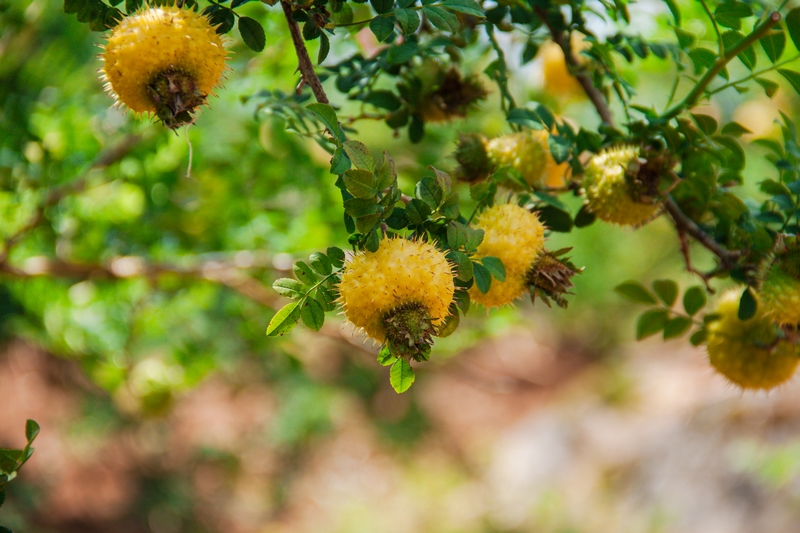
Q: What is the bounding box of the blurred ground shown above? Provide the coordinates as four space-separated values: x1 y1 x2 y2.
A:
2 327 800 533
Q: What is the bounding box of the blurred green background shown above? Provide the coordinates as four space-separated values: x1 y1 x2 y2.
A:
2 0 800 531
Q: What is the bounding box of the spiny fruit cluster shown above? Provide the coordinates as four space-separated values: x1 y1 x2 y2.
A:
101 6 228 128
706 290 799 390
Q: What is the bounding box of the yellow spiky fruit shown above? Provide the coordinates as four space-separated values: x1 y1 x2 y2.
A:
760 251 800 325
101 6 228 128
582 146 660 227
338 238 455 343
485 130 569 188
706 290 799 390
468 203 546 308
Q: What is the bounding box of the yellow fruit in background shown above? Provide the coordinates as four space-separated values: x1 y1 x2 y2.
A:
338 238 455 343
760 251 800 325
541 41 584 100
485 130 569 188
468 203 546 308
582 146 660 227
706 290 799 390
101 6 227 128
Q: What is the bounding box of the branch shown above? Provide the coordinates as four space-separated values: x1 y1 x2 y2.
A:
664 196 742 266
661 12 781 119
535 7 615 127
0 255 280 308
281 0 329 104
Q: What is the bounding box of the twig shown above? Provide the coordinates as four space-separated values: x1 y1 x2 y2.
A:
661 12 781 119
664 196 742 266
281 0 329 104
534 7 615 127
0 255 280 308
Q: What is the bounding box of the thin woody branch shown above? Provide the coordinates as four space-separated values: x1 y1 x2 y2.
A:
281 0 329 104
664 196 742 266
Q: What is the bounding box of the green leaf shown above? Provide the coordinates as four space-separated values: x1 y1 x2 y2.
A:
663 316 692 339
370 16 395 42
300 298 325 331
387 41 419 65
574 204 596 228
652 279 678 306
688 48 716 75
293 261 318 285
738 288 757 320
755 77 780 98
437 312 460 338
786 8 800 52
390 359 415 393
0 449 21 474
342 140 374 171
714 1 752 30
615 281 658 305
689 328 707 346
273 278 307 299
691 113 717 135
405 198 432 225
125 0 142 13
24 420 39 443
378 345 397 366
318 32 330 63
636 309 669 340
442 0 484 17
423 6 459 32
448 251 473 282
394 7 420 34
547 135 571 163
238 17 266 52
415 176 443 208
330 145 351 175
343 169 378 199
778 69 800 95
473 262 492 294
536 205 573 233
267 302 302 336
722 30 755 70
327 246 346 268
661 0 680 26
307 103 344 143
371 0 393 14
0 523 10 532
309 252 332 275
675 27 695 49
760 31 786 63
720 122 751 136
481 256 506 282
683 286 706 315
313 286 337 312
447 221 470 249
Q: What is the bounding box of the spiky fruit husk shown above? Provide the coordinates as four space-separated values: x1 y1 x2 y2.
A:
468 204 546 308
454 133 493 182
582 146 660 227
528 248 581 308
338 238 455 343
760 251 800 325
706 290 799 390
485 130 569 188
102 6 227 128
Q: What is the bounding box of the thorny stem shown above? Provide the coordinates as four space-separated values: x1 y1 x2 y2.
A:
661 12 781 119
665 196 743 267
534 7 615 127
281 0 329 104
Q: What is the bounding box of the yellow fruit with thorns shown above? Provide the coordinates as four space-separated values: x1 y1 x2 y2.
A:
706 290 799 390
101 6 228 128
760 249 800 325
455 131 569 188
468 204 546 308
582 146 660 227
338 238 455 355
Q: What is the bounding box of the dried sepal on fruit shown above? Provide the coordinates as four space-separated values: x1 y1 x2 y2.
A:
581 145 663 227
705 290 800 390
407 60 487 123
759 247 800 326
455 130 569 188
101 6 228 128
527 247 582 308
337 238 455 360
468 203 546 308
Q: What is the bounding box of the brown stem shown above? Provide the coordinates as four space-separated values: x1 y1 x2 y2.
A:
535 7 615 127
0 255 280 308
281 0 329 104
664 196 742 266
